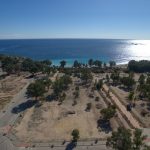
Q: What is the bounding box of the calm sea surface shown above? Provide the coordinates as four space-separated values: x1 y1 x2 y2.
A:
0 39 150 66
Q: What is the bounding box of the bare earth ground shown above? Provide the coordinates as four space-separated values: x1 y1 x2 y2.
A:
0 73 28 110
13 80 111 142
12 72 141 143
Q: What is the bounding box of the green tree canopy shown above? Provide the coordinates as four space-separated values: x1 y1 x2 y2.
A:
71 129 80 142
128 60 150 73
106 127 147 150
93 60 102 68
106 127 132 150
53 75 72 97
26 80 46 100
80 69 93 83
96 79 103 90
109 61 116 68
120 76 135 89
101 105 116 121
88 59 94 66
60 60 66 68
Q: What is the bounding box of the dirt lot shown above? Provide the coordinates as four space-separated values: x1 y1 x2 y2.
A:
0 73 28 110
13 79 111 142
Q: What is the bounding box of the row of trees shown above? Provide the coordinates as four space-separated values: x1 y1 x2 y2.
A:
73 59 116 68
26 74 72 102
70 127 149 150
80 69 93 84
52 75 72 101
107 127 149 150
71 127 149 150
0 55 53 75
138 74 150 100
110 71 135 89
128 60 150 73
1 55 117 75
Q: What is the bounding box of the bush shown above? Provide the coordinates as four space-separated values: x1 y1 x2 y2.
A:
95 96 100 101
86 103 92 111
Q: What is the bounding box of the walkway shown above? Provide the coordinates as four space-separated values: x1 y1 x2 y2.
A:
103 84 141 128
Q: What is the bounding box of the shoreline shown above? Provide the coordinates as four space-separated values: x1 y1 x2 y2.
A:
51 58 128 67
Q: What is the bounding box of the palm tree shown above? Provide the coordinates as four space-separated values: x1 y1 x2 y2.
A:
60 60 66 68
88 59 93 67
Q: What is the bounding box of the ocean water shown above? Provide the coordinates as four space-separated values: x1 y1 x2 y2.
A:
0 39 150 66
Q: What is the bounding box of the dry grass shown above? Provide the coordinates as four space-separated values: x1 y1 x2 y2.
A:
13 78 110 142
0 74 28 110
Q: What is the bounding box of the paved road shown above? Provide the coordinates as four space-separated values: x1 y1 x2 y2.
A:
0 80 32 128
0 79 32 150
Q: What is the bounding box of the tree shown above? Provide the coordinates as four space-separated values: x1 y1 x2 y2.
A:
44 79 52 89
139 74 145 86
109 61 116 68
144 146 150 150
104 62 107 68
106 74 110 83
1 56 19 74
86 103 92 111
81 69 93 83
60 60 66 68
106 127 132 150
96 79 103 90
93 60 102 68
110 72 120 85
4 63 15 74
128 91 134 101
53 75 72 97
22 58 44 74
14 62 21 75
146 76 150 84
128 60 150 73
120 76 135 89
71 129 80 142
106 127 147 150
73 86 80 99
41 59 52 66
59 92 66 103
43 66 51 76
132 129 147 150
22 58 35 72
26 80 46 100
73 60 80 68
101 105 116 121
88 59 94 67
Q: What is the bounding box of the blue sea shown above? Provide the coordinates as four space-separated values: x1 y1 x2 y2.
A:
0 39 150 66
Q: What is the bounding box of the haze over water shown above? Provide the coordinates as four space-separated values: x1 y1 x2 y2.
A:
0 39 150 66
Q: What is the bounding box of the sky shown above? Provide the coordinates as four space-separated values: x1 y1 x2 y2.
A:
0 0 150 39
